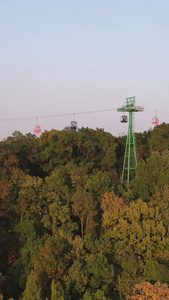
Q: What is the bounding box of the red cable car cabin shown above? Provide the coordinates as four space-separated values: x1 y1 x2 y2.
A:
34 125 41 135
152 116 159 125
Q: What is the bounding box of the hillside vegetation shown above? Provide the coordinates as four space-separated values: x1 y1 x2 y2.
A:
1 124 169 299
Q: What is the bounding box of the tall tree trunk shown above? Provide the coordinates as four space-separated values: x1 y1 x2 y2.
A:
81 218 84 239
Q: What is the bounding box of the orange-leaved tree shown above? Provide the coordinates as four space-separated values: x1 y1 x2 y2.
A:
126 282 169 300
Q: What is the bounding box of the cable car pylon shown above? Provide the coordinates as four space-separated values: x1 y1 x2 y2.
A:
117 97 144 185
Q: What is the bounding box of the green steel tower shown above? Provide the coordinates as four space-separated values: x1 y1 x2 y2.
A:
117 97 144 185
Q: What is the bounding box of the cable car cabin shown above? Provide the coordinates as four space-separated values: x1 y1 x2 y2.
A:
34 125 41 135
152 116 159 125
120 115 128 123
69 121 78 130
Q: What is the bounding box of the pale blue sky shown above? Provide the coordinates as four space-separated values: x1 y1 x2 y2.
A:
0 0 169 139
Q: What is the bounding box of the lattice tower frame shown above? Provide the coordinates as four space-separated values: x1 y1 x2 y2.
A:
117 97 144 185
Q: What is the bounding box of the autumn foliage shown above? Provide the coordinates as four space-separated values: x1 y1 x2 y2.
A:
126 282 169 300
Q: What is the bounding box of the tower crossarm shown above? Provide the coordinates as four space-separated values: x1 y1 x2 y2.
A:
117 96 144 113
117 106 144 112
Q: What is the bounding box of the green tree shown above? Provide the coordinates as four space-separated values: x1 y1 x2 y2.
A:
71 190 97 238
150 185 169 237
111 199 167 260
42 194 77 236
131 151 169 201
50 280 65 300
1 220 41 299
44 167 71 199
148 126 169 153
85 170 111 200
40 129 78 173
85 253 114 291
101 192 169 297
22 271 42 300
34 235 72 286
83 289 110 300
40 128 117 178
65 236 87 298
101 191 125 230
5 131 42 176
17 175 44 222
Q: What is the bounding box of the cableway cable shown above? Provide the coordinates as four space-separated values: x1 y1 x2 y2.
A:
0 107 169 123
0 108 117 122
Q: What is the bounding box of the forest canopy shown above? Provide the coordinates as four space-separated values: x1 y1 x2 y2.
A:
1 124 169 299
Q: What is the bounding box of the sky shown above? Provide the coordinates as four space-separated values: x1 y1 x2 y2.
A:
0 0 169 140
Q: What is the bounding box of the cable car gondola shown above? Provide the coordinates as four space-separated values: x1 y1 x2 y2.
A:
152 116 159 125
152 111 159 125
34 119 41 135
120 115 128 123
69 120 78 130
34 125 41 135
